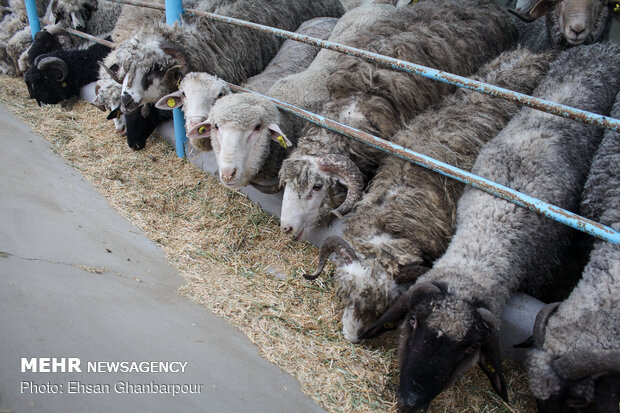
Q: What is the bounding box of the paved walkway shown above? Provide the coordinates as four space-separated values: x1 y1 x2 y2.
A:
0 104 324 413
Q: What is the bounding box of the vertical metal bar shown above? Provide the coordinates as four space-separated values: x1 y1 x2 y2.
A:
24 0 41 40
165 0 186 158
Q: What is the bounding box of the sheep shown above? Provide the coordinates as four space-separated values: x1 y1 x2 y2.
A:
278 0 517 242
524 91 620 413
360 42 620 413
24 37 112 106
106 103 173 150
303 47 558 344
154 17 337 151
510 0 620 52
171 17 338 186
111 0 344 114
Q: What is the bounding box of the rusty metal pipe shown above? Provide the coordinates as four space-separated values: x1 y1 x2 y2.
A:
227 83 620 245
101 0 619 132
39 18 117 49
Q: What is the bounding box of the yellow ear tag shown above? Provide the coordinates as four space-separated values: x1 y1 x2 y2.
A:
614 3 619 13
485 362 496 373
61 82 67 87
198 126 207 135
167 98 176 108
277 135 287 149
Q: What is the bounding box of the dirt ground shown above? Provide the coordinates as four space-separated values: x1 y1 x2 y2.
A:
0 74 539 413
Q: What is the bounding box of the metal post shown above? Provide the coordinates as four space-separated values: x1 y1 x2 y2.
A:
165 0 186 158
24 0 41 40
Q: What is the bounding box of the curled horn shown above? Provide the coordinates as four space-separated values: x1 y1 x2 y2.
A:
507 8 536 22
37 56 68 81
99 62 122 85
533 302 561 348
251 181 283 194
317 154 364 219
304 236 358 280
553 350 620 380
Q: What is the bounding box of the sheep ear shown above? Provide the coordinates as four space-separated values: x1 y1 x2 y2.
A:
155 91 184 110
611 1 620 21
187 120 212 139
394 263 430 285
268 123 292 148
163 65 186 91
106 106 120 120
529 0 554 18
476 308 509 403
359 291 411 339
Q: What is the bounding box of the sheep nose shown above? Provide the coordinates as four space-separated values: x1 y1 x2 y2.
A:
281 226 292 234
569 24 585 37
121 92 134 108
220 168 237 183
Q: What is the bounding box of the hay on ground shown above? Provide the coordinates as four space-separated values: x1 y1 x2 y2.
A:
0 74 538 413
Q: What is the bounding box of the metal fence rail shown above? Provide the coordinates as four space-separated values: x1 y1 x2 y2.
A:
104 0 620 132
227 84 620 245
21 0 620 245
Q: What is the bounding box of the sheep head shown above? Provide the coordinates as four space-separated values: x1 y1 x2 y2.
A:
518 0 613 45
305 236 427 343
362 282 508 412
50 0 98 31
24 56 70 106
155 72 231 132
118 36 188 114
279 154 364 242
187 93 291 187
527 304 620 412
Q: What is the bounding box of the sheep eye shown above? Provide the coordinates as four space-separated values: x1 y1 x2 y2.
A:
409 315 417 329
312 184 323 192
254 124 261 131
214 124 219 130
217 92 223 98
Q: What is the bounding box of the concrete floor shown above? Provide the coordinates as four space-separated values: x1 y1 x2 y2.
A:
0 104 324 413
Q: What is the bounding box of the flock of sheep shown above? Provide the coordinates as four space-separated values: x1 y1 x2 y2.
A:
1 0 619 411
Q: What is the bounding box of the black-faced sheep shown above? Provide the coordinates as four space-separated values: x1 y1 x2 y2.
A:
525 91 620 413
362 42 620 412
178 17 339 188
106 103 173 150
112 0 344 114
278 0 517 242
304 47 558 344
511 0 620 51
25 38 111 105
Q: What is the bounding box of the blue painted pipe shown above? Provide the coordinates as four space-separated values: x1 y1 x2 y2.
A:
24 0 41 40
228 83 620 245
165 0 186 158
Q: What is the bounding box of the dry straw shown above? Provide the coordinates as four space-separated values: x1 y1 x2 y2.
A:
0 74 537 413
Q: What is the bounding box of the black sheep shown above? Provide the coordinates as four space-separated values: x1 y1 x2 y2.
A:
107 104 173 150
26 29 63 68
25 38 111 106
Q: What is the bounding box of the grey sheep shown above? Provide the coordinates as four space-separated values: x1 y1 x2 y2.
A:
110 0 344 114
511 0 620 52
278 0 517 242
178 17 339 188
362 42 620 412
525 91 620 412
304 47 557 343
